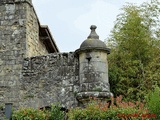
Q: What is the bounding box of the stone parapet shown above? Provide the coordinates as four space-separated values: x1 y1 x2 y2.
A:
20 52 79 108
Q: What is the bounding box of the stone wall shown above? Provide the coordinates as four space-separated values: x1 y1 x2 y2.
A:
20 52 79 108
26 2 48 57
0 0 50 108
0 0 28 107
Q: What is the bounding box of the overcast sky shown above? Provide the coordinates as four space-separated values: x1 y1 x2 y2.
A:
32 0 149 52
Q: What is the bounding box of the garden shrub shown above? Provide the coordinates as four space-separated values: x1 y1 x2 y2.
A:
12 104 65 120
48 104 65 120
145 85 160 119
68 96 152 120
12 107 48 120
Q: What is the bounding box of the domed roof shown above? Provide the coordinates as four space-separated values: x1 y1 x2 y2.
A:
75 25 110 54
80 25 107 49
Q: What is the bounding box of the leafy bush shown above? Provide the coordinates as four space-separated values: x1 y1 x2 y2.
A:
12 104 65 120
12 107 48 120
68 96 151 120
48 104 65 120
146 85 160 119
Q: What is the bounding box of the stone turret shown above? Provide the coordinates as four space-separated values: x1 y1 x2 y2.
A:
75 25 112 104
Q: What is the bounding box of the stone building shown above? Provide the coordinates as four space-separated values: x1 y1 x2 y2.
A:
0 0 112 111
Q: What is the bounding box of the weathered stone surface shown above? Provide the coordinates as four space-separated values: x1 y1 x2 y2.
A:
0 0 28 109
75 25 112 104
0 0 54 111
20 52 79 108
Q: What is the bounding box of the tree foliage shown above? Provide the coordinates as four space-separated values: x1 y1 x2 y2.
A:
107 0 160 101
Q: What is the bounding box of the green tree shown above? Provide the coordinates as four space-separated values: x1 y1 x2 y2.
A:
107 0 160 101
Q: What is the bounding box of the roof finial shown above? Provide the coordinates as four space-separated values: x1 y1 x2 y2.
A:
87 25 99 39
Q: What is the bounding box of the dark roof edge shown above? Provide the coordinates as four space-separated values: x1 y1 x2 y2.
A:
40 25 59 52
32 3 59 52
75 47 110 55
